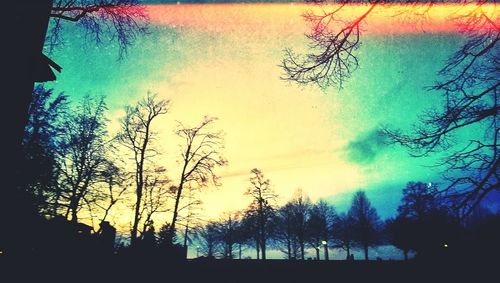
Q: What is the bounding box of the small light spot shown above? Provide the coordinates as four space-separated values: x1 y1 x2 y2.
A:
443 244 448 248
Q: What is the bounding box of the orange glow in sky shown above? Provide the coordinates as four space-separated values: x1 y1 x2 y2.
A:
146 3 499 34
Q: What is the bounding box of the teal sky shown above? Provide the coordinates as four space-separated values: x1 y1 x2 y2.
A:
42 3 491 226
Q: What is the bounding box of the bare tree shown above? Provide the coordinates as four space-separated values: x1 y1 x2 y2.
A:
215 213 240 259
282 1 494 88
384 30 499 217
282 0 380 88
332 212 356 260
348 191 382 260
179 187 203 251
288 188 311 260
239 209 262 259
168 116 227 245
57 95 112 223
48 0 149 57
282 1 498 216
195 221 220 258
398 182 441 219
245 168 278 260
273 203 301 259
92 160 127 233
307 200 336 260
138 166 171 237
117 93 169 245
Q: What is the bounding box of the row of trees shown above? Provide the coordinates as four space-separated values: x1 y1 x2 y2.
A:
195 175 500 261
195 181 381 261
191 167 374 260
21 85 226 252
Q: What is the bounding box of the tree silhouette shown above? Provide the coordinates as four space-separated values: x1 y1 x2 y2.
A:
384 39 499 217
306 200 336 260
239 209 262 259
138 166 171 237
395 181 461 259
348 191 382 260
117 93 169 245
273 202 301 259
195 221 219 258
48 0 148 57
215 213 240 259
93 161 127 233
57 95 111 223
179 186 203 252
332 212 356 260
287 188 312 260
385 216 415 260
245 169 278 260
398 182 441 219
21 85 67 216
168 116 226 246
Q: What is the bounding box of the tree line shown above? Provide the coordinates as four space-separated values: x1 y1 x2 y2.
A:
14 84 500 260
193 178 500 261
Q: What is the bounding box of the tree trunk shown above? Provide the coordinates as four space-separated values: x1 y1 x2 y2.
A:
261 236 266 260
404 250 408 261
256 238 260 260
169 182 183 244
287 239 291 259
170 153 190 245
131 185 142 245
316 247 320 260
346 246 351 260
71 205 78 223
364 244 369 261
258 198 266 260
300 241 305 260
228 243 233 259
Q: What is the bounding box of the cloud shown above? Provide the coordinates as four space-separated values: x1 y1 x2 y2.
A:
345 129 389 164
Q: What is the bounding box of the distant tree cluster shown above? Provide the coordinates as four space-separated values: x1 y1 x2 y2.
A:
196 170 383 261
196 176 500 261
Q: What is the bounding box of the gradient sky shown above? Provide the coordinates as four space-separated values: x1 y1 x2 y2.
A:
43 3 498 236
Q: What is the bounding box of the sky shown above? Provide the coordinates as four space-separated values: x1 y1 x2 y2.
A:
43 2 498 239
